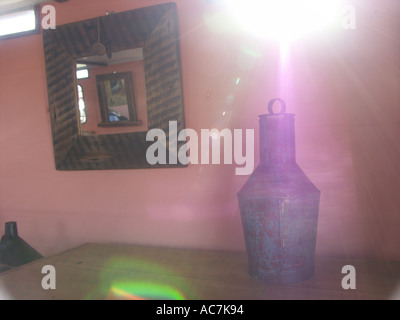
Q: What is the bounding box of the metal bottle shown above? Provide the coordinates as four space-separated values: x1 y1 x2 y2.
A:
237 98 320 283
0 221 42 270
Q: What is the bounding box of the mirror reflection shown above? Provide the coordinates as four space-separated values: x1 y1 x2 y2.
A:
76 47 148 135
96 72 138 124
43 2 186 170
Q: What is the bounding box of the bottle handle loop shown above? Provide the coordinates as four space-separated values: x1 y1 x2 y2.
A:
268 98 286 114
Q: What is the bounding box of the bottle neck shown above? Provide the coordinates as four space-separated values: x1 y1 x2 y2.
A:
259 114 296 166
4 222 18 239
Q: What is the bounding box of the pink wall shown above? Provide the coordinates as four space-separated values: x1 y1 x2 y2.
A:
0 0 399 261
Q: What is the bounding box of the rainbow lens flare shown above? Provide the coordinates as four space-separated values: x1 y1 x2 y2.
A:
107 281 186 300
84 256 196 300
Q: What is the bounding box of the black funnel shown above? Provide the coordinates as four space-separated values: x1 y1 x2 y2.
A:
0 221 42 268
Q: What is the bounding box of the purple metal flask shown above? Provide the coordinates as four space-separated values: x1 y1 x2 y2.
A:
237 98 320 283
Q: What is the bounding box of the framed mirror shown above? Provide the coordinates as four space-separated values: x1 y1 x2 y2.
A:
76 46 148 136
96 71 140 127
42 2 186 170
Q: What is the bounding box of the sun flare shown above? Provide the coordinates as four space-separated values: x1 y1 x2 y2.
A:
228 0 342 41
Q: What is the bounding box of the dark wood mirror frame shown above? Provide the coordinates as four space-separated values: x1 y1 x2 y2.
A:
43 2 186 170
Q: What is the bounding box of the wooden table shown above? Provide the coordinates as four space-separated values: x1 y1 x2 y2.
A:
0 243 399 300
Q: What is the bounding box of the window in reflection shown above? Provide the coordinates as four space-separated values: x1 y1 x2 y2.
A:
77 68 89 80
77 84 87 124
